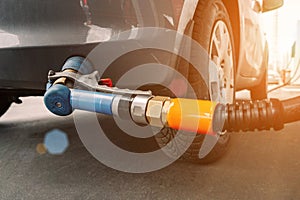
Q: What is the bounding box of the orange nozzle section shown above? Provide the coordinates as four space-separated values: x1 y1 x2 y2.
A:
166 98 216 134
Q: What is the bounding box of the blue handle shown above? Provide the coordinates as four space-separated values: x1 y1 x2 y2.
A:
44 84 116 116
70 89 115 115
44 56 115 116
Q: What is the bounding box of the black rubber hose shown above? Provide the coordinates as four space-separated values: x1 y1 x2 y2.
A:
282 96 300 124
213 99 285 133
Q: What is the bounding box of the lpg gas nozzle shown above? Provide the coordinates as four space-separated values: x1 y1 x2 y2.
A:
44 57 300 135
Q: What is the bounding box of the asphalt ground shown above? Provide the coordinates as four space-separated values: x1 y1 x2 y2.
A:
0 86 300 200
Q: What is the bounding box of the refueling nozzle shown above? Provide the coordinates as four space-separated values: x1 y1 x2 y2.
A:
45 83 298 135
44 57 300 135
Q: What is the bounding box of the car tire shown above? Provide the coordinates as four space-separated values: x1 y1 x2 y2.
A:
190 0 235 104
155 0 235 164
0 96 13 117
183 0 235 163
251 43 269 100
102 1 234 164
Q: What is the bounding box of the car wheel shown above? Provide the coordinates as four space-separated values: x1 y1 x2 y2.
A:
251 43 269 100
187 0 235 163
157 0 235 164
0 96 13 117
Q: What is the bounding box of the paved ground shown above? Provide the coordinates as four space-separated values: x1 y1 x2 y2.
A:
0 86 300 200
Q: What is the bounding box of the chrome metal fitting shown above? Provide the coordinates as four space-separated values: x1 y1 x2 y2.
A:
111 95 134 121
130 95 153 125
146 96 170 128
111 95 123 118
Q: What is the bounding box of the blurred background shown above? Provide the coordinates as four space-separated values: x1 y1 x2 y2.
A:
263 0 300 85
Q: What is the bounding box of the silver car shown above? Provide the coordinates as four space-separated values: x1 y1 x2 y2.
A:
0 0 283 163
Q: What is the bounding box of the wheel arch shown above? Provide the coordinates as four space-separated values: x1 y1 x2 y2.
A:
222 0 241 67
178 0 241 68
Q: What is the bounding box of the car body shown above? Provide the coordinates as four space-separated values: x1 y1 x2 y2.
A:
0 0 283 163
0 0 283 111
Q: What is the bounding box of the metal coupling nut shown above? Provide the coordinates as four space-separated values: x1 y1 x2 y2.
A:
146 96 170 128
130 95 153 125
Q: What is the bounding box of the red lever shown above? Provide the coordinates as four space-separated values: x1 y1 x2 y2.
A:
99 78 113 87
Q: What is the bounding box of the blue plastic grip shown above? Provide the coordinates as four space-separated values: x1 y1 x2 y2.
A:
45 84 115 116
70 89 115 115
44 84 73 116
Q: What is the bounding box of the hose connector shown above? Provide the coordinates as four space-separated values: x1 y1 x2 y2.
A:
146 96 171 128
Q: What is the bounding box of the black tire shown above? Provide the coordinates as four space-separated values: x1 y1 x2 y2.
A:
101 2 234 163
251 43 269 100
0 96 13 117
156 127 230 164
156 0 236 164
184 0 235 164
156 0 235 164
182 132 230 164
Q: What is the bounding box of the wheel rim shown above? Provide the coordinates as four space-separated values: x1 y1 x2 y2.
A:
209 20 234 104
